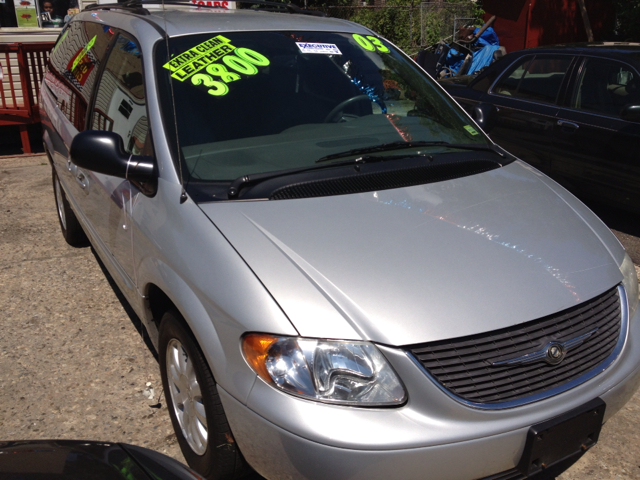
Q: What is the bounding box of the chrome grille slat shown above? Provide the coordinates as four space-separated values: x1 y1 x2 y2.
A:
414 305 619 362
408 286 622 405
441 337 619 389
432 328 620 382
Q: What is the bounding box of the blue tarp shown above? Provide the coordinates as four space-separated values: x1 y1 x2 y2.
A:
443 27 500 76
474 26 499 47
467 45 501 74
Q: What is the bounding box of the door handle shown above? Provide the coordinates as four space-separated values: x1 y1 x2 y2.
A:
76 170 87 189
557 120 579 130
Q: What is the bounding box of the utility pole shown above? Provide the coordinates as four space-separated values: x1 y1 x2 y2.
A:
576 0 594 42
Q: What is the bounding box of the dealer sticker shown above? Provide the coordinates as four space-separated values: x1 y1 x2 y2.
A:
296 42 342 55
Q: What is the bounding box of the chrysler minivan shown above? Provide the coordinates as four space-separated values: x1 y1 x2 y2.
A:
40 2 640 479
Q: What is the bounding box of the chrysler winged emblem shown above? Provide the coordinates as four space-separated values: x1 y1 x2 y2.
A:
491 328 599 367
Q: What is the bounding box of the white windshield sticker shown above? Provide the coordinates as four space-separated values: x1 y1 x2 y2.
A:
295 42 342 55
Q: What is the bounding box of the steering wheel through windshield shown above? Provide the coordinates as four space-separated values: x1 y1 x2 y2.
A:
324 95 372 123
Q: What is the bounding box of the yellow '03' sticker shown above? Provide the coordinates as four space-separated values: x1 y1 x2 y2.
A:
464 125 479 135
352 34 390 53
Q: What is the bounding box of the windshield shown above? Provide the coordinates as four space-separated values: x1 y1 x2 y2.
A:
156 31 491 187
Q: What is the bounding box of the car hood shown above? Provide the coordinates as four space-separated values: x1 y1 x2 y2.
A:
199 161 623 346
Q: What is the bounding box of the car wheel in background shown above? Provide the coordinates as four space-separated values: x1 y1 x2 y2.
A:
159 310 249 480
52 169 88 247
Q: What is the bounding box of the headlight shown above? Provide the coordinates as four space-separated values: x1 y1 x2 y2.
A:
621 253 639 319
242 334 407 406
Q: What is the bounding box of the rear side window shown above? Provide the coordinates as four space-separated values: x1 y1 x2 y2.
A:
571 57 640 117
90 33 149 155
492 55 573 104
45 20 114 130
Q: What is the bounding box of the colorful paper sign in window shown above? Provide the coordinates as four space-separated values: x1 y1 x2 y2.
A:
65 35 98 88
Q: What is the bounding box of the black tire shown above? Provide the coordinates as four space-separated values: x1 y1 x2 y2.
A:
52 168 88 247
159 310 249 480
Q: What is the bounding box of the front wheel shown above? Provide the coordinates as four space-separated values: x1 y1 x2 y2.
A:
159 310 249 480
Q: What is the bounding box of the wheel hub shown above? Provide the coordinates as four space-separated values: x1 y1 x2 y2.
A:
54 177 67 230
166 339 208 455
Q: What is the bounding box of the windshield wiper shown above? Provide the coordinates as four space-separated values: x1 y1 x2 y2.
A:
315 140 501 163
227 142 506 199
227 153 430 199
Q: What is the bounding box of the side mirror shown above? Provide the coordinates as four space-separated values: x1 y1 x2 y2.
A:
620 104 640 123
473 102 497 132
70 130 157 195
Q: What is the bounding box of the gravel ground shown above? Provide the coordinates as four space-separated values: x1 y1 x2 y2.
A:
1 153 639 479
0 154 184 463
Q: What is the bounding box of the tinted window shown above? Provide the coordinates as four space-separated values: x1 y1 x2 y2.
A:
45 20 115 130
492 55 572 104
91 33 149 155
571 57 640 117
157 31 490 183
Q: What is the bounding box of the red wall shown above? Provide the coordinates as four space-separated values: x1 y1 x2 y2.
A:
481 0 615 54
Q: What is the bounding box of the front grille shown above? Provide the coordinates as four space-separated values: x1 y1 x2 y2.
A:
409 286 622 405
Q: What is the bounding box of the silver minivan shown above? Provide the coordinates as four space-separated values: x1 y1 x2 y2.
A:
41 3 640 479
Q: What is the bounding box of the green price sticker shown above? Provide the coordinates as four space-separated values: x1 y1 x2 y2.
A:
185 47 270 97
352 34 390 53
464 125 479 135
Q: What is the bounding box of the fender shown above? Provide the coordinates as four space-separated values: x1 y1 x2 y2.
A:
133 179 297 405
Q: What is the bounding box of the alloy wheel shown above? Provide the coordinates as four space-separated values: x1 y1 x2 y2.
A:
166 338 208 455
54 177 67 231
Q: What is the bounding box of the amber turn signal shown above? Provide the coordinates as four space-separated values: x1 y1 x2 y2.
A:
242 333 279 383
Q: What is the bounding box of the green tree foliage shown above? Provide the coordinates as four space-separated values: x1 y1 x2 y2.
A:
289 0 482 54
350 0 420 52
615 0 640 41
348 0 483 53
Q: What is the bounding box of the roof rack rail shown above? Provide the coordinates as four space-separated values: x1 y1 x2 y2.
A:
83 0 325 17
84 1 150 15
84 1 150 14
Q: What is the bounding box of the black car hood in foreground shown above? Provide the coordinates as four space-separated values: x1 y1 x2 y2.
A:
0 440 199 480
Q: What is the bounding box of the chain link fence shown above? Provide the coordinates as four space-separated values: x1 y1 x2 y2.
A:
314 2 478 55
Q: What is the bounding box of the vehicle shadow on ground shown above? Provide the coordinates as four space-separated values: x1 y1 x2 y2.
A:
87 247 267 479
579 198 640 265
89 247 159 362
587 202 640 237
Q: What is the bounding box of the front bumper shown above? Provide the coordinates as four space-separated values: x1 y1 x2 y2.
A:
221 301 640 480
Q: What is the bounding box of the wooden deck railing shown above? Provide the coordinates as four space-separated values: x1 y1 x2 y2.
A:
1 42 54 154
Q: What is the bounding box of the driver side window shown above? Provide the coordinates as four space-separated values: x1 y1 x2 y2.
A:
571 58 639 118
492 55 572 105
